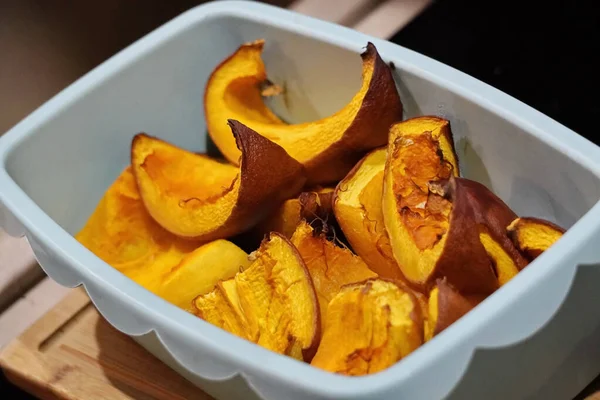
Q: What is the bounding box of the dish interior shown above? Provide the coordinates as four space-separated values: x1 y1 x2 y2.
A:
4 14 600 240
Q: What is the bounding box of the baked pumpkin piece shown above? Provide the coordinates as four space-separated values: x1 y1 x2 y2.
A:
76 167 198 291
382 117 528 294
254 186 335 239
424 279 484 341
204 40 402 185
334 147 405 280
311 279 422 376
131 120 306 241
193 233 320 362
290 220 377 324
75 167 249 308
507 217 565 260
158 239 251 311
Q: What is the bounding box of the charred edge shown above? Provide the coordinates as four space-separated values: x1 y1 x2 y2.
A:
227 119 244 150
131 132 150 147
360 42 377 61
243 38 266 50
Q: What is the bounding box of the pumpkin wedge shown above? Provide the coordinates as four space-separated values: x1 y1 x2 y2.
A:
75 167 250 309
204 40 402 185
334 147 405 280
193 233 320 361
311 279 423 376
290 220 377 325
132 120 306 241
76 167 199 290
382 117 528 294
507 217 565 260
158 239 251 311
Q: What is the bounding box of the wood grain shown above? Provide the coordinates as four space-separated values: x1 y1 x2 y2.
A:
0 289 211 400
0 277 71 348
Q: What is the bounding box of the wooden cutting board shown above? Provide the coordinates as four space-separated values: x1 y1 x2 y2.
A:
0 288 211 400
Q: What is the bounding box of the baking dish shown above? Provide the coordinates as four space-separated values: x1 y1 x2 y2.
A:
2 1 600 399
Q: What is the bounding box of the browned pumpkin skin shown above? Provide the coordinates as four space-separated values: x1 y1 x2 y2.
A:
310 277 423 375
301 43 403 185
228 119 308 232
131 120 306 242
450 178 529 271
431 177 528 295
431 279 484 338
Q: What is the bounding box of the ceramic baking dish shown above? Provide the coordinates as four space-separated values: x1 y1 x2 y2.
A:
2 2 600 399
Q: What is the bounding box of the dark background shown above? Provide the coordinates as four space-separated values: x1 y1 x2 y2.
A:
392 0 599 143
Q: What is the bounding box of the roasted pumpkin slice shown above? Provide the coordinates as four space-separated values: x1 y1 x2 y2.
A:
204 40 402 184
158 239 251 311
382 117 527 294
507 217 565 260
290 220 377 325
76 167 250 309
76 167 197 289
334 147 406 280
193 233 320 361
132 120 306 241
311 279 422 376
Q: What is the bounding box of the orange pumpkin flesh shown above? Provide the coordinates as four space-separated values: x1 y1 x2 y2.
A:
310 279 422 375
193 233 320 362
290 220 377 326
75 167 249 310
507 217 566 260
334 147 406 280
